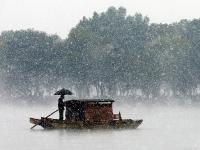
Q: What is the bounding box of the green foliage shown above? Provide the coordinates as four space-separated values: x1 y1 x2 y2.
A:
0 7 200 100
0 29 61 97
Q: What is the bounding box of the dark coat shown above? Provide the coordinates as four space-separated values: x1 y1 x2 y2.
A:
58 98 64 111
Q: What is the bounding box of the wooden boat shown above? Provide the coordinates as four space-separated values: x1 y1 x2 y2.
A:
30 99 143 129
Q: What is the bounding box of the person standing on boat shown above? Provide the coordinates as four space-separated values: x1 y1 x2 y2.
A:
58 94 65 121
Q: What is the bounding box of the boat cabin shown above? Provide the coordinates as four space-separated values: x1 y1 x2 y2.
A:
64 99 114 123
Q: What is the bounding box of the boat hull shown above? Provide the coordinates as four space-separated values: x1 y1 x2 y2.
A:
30 117 143 129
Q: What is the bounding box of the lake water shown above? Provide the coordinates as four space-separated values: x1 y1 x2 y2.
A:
0 102 200 150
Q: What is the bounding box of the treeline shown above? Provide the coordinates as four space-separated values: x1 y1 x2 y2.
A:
0 7 200 101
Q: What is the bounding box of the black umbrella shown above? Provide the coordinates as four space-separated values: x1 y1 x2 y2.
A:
54 88 73 95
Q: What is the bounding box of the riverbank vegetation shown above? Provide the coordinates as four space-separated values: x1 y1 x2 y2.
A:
0 7 200 102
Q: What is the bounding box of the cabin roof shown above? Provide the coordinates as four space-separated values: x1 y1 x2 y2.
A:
65 99 114 103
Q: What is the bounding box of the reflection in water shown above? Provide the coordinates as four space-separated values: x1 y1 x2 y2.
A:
0 103 200 150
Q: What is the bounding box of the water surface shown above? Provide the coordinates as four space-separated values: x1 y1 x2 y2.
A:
0 102 199 150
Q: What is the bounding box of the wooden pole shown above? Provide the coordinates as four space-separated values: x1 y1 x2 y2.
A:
30 109 58 129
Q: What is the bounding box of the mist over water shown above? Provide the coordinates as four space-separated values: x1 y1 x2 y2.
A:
0 99 199 150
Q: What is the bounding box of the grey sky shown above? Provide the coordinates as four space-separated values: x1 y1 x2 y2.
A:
0 0 199 38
